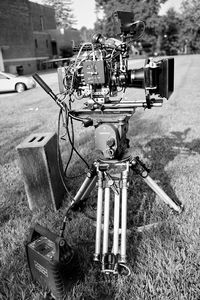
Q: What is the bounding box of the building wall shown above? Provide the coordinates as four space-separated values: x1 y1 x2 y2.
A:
33 32 52 58
0 0 36 73
0 0 81 74
0 0 56 74
29 2 56 67
48 29 81 57
29 1 56 31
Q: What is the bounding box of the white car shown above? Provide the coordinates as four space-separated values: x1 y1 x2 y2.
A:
0 71 36 93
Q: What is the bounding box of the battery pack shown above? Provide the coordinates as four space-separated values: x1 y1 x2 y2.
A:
25 223 80 299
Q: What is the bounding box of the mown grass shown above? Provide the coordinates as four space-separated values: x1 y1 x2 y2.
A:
1 55 200 299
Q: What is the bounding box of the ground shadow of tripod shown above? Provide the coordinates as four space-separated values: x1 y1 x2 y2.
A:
142 127 200 201
126 126 200 265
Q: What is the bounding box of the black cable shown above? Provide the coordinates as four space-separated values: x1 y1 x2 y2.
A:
63 110 74 175
57 109 76 202
57 109 90 238
61 95 90 172
65 112 90 170
63 110 88 178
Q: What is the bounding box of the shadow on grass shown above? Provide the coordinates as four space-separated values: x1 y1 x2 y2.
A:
3 122 200 299
143 127 200 197
126 126 200 269
56 121 200 298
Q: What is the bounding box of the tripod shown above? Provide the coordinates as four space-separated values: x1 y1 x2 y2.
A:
72 154 183 275
31 73 183 275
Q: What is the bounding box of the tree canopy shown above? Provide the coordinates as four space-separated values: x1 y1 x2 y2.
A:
159 8 182 55
94 0 167 54
179 0 200 53
40 0 76 28
94 0 200 55
37 0 200 54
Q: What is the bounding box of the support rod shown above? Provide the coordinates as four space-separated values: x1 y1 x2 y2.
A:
94 172 104 261
113 188 120 255
120 167 128 263
102 186 110 254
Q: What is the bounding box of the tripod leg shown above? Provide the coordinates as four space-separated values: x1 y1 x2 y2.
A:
113 191 120 256
143 175 183 213
77 176 97 201
120 168 128 263
102 186 110 255
94 172 104 261
131 157 183 214
73 166 97 203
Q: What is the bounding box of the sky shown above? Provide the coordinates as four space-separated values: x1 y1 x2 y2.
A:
159 0 183 16
72 0 183 29
31 0 183 30
72 0 97 29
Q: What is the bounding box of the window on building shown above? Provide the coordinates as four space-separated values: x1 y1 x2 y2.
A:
51 41 58 55
40 16 44 31
35 39 38 48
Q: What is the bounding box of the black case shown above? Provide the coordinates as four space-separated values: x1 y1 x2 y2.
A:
25 223 80 299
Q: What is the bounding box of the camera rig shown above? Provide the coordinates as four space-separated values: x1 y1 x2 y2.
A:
54 10 174 159
32 11 183 282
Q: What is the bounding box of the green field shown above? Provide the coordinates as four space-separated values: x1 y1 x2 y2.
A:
1 55 200 299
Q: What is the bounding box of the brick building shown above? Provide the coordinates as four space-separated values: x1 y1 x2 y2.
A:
0 0 81 74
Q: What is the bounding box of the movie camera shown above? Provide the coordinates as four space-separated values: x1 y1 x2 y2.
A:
32 10 183 289
55 10 174 159
58 11 173 106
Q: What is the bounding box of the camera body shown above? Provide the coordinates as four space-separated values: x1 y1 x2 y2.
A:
58 11 174 110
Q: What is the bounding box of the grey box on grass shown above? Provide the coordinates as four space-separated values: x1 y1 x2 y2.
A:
17 132 65 211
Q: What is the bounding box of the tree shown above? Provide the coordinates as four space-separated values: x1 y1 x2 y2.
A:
79 27 94 43
94 0 167 54
40 0 76 28
180 0 200 53
159 8 182 55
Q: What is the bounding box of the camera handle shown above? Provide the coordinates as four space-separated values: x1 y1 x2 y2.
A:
72 156 183 275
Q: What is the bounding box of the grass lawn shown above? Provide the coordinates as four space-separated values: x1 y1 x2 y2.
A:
1 55 200 299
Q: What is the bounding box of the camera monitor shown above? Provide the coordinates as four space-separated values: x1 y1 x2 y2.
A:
112 11 145 39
